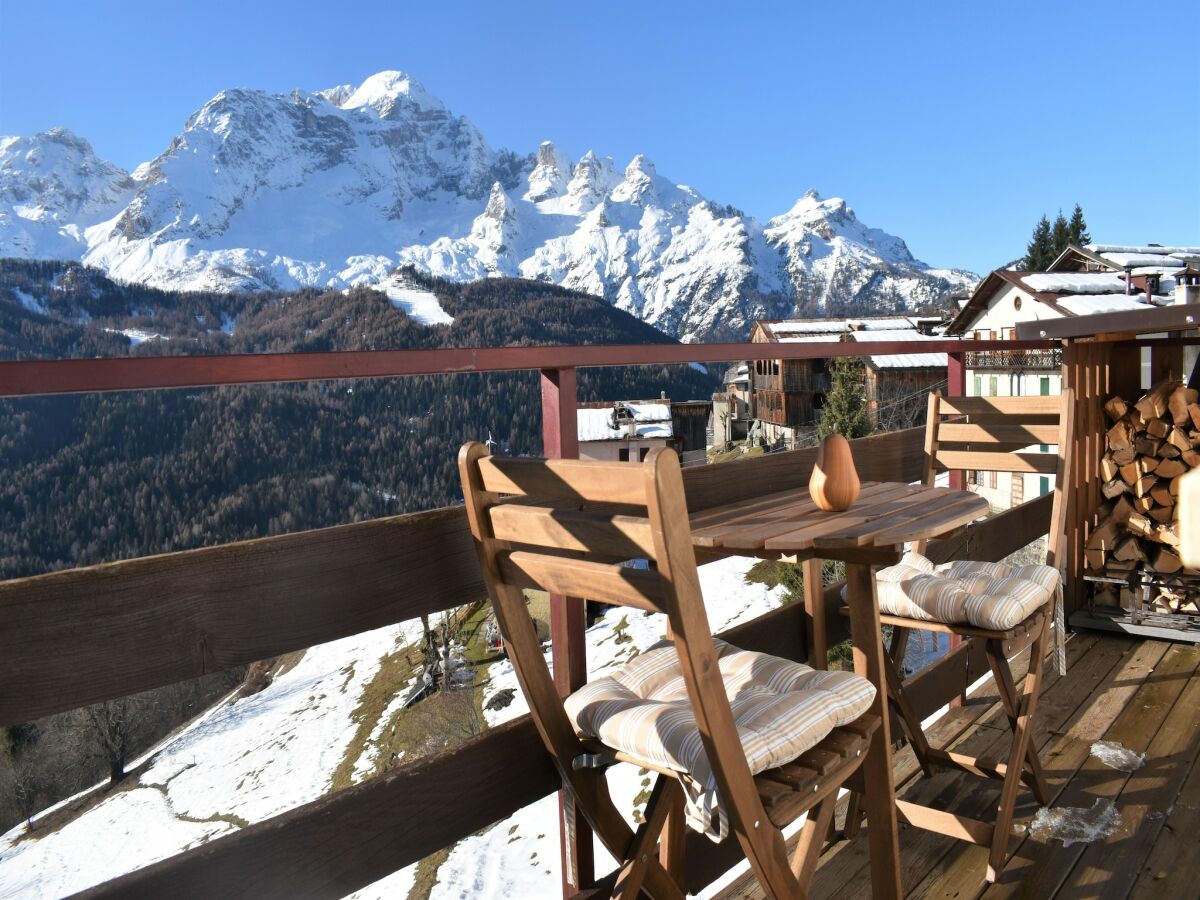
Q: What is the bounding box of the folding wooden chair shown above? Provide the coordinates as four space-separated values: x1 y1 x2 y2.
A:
459 443 883 899
845 390 1075 882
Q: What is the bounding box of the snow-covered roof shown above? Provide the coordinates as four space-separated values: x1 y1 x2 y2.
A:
769 320 848 335
1099 252 1187 269
847 329 949 369
1020 272 1127 294
776 334 847 343
1088 244 1200 256
1056 294 1159 316
577 403 673 442
764 316 925 339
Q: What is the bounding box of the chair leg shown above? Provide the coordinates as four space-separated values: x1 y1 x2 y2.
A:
986 617 1050 883
611 775 684 900
883 637 935 777
985 636 1051 806
658 780 686 885
843 789 864 839
791 796 837 885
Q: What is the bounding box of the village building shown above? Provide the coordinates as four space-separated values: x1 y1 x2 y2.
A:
946 243 1200 509
577 398 708 464
747 316 949 447
710 363 752 450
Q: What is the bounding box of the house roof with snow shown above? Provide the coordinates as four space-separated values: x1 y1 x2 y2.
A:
945 264 1170 336
753 316 941 343
846 329 948 369
1049 243 1200 275
722 363 750 386
751 316 953 370
577 402 673 443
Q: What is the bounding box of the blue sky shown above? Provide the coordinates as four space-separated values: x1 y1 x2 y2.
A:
1 0 1196 275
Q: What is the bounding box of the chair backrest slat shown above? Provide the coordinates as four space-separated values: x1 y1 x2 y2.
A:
488 503 658 559
936 449 1060 475
497 550 665 612
916 390 1075 564
938 422 1061 445
938 395 1061 416
477 455 648 505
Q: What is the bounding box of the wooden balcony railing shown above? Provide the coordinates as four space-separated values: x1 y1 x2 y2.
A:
0 337 1062 899
964 347 1063 370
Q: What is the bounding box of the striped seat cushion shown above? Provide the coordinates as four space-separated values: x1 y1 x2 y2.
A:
564 638 875 840
875 552 1059 631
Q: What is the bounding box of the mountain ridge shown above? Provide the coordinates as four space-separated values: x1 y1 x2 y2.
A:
0 70 978 341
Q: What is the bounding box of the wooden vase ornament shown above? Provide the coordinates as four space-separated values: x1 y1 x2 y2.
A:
809 433 861 511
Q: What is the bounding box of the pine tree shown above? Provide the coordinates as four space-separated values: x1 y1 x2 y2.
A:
818 356 871 440
1022 215 1053 271
1067 203 1090 246
1050 209 1071 261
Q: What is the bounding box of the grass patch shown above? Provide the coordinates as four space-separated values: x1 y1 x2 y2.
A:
409 845 454 900
707 441 764 465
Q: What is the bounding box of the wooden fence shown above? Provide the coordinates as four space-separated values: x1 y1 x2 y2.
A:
0 339 1062 898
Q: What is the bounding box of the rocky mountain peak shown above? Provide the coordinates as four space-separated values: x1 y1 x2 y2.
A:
333 70 444 116
1 71 977 339
525 141 571 202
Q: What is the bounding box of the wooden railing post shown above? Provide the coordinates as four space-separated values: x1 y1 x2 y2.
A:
539 366 593 895
945 350 967 706
946 350 966 491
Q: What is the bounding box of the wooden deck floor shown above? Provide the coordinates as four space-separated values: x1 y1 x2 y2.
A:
715 632 1200 900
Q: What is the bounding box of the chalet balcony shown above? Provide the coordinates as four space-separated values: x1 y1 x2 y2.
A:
964 347 1063 371
1 332 1198 900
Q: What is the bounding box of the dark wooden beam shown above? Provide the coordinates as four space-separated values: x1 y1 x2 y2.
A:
1015 303 1200 341
0 340 1054 399
0 506 482 725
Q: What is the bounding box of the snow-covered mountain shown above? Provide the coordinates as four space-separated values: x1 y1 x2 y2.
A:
1 71 976 340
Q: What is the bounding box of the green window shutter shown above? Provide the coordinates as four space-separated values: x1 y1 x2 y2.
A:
989 375 998 397
1040 476 1050 496
1040 377 1050 396
974 375 982 396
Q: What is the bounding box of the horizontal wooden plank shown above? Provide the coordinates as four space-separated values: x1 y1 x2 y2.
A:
0 505 483 726
488 504 656 558
682 426 926 513
0 341 1055 399
498 551 664 612
938 422 1061 444
75 716 559 900
478 456 648 505
938 395 1062 416
936 449 1059 475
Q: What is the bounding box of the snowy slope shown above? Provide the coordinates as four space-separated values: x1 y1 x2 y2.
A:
0 557 784 898
2 71 976 341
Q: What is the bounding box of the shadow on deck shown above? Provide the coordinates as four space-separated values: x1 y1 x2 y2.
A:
716 632 1200 900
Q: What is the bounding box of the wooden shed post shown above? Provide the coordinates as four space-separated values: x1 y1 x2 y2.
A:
539 367 594 895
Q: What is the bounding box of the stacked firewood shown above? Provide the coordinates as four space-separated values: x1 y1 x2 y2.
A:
1088 379 1200 576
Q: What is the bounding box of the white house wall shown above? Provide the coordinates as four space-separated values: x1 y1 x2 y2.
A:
968 283 1063 337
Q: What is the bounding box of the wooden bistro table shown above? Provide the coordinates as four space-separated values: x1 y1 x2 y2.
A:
688 480 990 899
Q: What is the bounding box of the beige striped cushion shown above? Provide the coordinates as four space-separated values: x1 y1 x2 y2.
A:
564 638 875 840
875 552 1058 631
